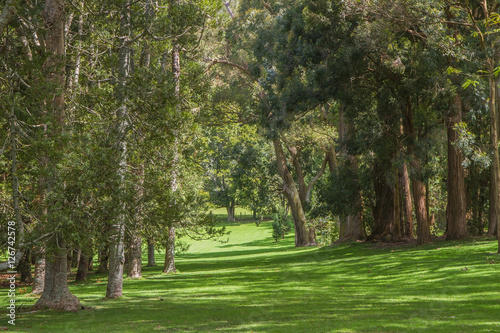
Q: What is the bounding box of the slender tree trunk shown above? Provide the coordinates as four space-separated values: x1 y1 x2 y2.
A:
163 40 181 271
71 249 80 269
67 251 73 275
400 162 414 238
163 226 177 273
147 239 156 266
488 167 498 236
412 169 431 245
106 2 131 298
488 71 500 252
273 137 317 247
88 254 93 272
369 162 395 241
446 94 468 240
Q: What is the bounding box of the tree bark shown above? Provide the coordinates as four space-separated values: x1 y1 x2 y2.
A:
19 250 32 284
273 137 317 247
400 162 414 238
147 239 156 266
369 162 396 241
446 94 468 240
96 244 109 273
75 254 89 283
32 254 45 294
33 238 83 311
163 226 177 273
487 166 498 236
226 200 236 222
412 171 431 245
34 0 81 310
126 233 142 279
106 1 131 299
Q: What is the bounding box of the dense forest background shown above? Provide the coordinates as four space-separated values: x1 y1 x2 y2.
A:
1 0 499 311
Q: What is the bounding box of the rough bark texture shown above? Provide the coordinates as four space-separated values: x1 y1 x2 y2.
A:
412 173 431 245
488 73 500 252
446 94 468 240
33 239 83 311
273 138 317 247
32 256 45 294
126 233 142 279
147 239 156 266
163 226 177 273
75 254 89 283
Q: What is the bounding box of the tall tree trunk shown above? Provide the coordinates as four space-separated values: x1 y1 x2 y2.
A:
400 162 414 239
446 94 468 240
338 109 365 242
34 0 81 311
488 71 500 252
106 2 131 299
273 137 317 247
163 226 177 273
66 251 73 275
163 40 181 272
403 99 431 245
147 239 156 266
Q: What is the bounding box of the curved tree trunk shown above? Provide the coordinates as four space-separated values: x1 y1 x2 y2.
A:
273 138 316 247
446 94 468 240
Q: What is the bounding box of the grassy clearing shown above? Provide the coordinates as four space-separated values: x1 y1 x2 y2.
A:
2 220 500 332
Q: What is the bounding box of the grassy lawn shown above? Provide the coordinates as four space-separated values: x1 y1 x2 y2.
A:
2 220 500 332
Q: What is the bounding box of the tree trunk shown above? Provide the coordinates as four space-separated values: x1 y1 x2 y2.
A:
88 254 94 272
71 249 80 269
338 109 366 242
488 166 498 236
226 201 236 222
19 250 32 284
163 225 177 273
370 165 395 241
106 1 131 299
66 250 73 275
488 72 500 252
412 171 431 245
273 138 317 247
400 162 414 238
33 239 83 311
75 254 89 283
126 233 142 279
147 239 156 266
34 0 81 310
97 244 109 273
446 94 468 240
32 255 45 294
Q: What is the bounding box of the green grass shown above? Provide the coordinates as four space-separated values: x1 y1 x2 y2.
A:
2 221 500 332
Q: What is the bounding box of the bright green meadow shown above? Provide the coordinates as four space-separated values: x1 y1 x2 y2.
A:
2 219 500 332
